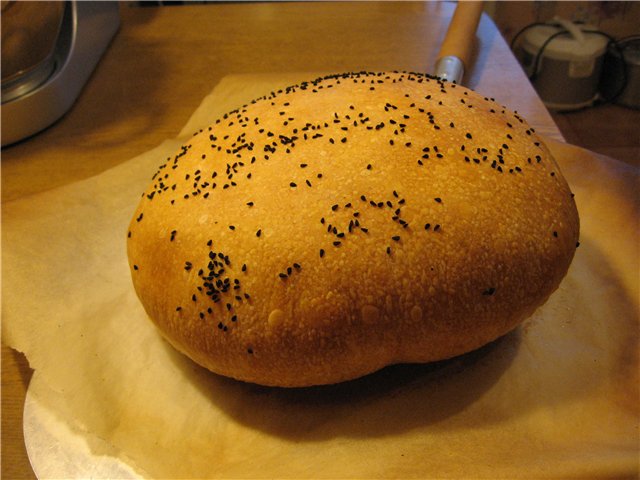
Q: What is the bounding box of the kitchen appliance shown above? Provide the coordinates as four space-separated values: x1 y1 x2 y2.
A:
600 36 640 109
516 20 609 111
1 1 120 147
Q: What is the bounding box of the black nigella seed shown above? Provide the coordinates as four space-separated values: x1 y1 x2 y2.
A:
133 265 139 270
392 236 400 242
290 182 297 187
483 287 496 296
553 231 558 237
466 133 472 139
256 229 262 237
320 249 325 258
434 197 442 203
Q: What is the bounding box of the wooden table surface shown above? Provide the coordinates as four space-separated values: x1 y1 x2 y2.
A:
1 2 561 478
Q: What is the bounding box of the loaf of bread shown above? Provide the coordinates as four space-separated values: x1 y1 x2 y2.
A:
127 71 579 387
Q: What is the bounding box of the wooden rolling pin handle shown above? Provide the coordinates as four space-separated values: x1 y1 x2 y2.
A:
436 1 484 81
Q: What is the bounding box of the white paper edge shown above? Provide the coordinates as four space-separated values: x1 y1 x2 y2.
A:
23 375 142 480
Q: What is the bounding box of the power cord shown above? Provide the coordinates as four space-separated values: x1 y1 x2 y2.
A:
510 21 631 106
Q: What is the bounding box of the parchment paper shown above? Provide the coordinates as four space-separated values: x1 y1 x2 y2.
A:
3 74 639 479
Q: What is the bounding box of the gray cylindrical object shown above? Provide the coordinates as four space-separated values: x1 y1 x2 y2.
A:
519 23 608 111
600 38 640 109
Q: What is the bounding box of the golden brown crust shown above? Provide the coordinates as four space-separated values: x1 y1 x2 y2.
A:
127 71 579 387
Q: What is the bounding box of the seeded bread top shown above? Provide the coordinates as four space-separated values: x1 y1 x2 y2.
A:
127 71 579 387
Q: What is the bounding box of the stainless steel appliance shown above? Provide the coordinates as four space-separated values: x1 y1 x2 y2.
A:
1 1 120 146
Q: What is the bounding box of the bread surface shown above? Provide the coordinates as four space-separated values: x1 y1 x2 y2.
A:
127 71 579 387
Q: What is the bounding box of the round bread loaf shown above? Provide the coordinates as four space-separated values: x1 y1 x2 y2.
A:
127 71 579 387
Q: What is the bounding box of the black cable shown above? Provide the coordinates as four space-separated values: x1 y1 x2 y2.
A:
528 29 570 82
509 22 548 51
511 21 633 107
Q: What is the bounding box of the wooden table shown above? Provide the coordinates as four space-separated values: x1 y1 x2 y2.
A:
1 3 561 478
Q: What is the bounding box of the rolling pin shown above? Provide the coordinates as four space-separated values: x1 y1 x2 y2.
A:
434 1 484 84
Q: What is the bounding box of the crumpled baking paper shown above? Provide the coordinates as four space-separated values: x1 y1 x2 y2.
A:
3 74 638 479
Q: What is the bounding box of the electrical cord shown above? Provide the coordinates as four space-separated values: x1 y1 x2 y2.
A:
510 21 632 106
